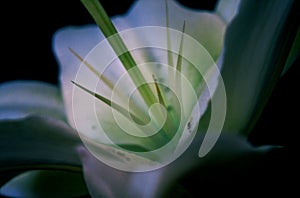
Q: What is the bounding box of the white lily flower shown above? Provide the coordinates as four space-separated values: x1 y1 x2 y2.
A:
52 0 240 171
0 0 298 197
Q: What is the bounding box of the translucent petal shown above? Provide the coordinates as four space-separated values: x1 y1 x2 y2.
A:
0 170 88 198
77 133 276 197
0 115 81 170
0 80 65 121
218 0 295 135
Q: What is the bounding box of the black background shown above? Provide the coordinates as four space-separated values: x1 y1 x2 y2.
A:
0 0 217 85
1 0 298 196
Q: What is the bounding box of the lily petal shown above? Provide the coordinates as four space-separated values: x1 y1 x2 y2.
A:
282 27 300 76
0 116 82 180
123 0 238 60
77 133 274 197
0 83 86 197
0 80 66 121
0 170 88 198
216 0 241 23
218 0 297 135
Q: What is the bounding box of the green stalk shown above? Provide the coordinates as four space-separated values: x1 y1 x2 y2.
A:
80 0 158 108
165 0 173 67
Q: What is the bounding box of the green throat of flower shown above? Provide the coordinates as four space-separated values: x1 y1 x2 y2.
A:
71 0 195 153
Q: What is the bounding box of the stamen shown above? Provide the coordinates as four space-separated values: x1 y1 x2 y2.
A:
153 75 167 108
175 21 186 98
152 75 177 131
69 47 149 123
71 81 145 125
176 21 186 73
69 47 114 90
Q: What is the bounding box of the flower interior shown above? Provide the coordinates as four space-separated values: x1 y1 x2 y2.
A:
70 0 215 163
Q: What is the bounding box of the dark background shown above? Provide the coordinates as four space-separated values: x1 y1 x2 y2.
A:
0 0 217 85
1 0 298 196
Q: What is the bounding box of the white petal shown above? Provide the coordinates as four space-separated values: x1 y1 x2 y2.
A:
219 0 295 135
216 0 241 23
0 80 65 121
77 133 276 197
0 115 81 167
125 0 227 60
52 14 132 127
0 170 88 198
52 25 101 127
